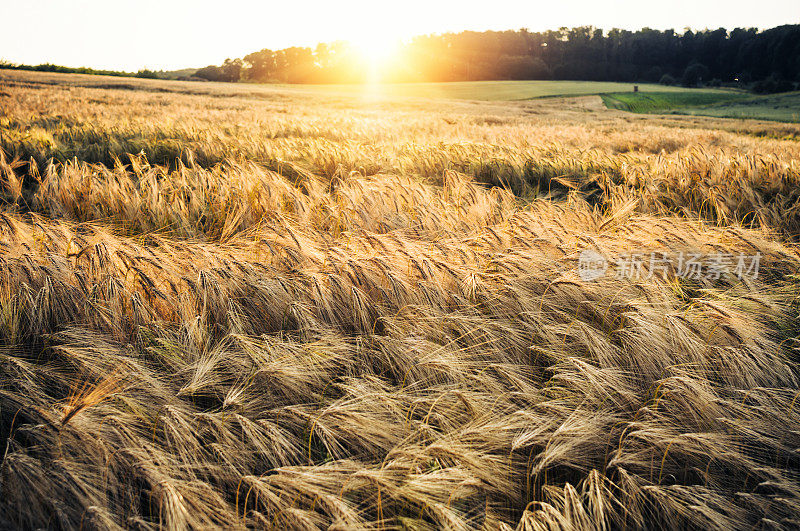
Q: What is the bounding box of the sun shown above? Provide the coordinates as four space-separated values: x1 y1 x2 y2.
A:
350 32 401 70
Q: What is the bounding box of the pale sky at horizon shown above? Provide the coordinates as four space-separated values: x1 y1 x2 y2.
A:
2 0 799 71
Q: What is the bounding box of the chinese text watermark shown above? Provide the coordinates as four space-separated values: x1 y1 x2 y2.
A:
578 250 760 282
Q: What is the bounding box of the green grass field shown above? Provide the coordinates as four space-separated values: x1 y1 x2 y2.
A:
0 68 736 103
678 91 800 122
280 79 734 101
602 90 800 123
601 91 750 113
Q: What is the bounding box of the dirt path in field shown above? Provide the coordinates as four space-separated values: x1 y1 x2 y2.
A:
570 95 607 111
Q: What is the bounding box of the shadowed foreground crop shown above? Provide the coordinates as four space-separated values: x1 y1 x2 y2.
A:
2 70 800 530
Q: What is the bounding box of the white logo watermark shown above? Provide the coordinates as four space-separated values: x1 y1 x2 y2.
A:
578 250 609 281
577 251 760 281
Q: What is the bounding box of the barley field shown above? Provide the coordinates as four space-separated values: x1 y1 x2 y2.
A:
2 69 800 530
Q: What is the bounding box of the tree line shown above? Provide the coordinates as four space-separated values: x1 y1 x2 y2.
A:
193 25 800 92
0 62 197 81
4 25 798 92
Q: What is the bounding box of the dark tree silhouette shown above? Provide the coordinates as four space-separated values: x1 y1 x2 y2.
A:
682 63 710 87
8 24 799 90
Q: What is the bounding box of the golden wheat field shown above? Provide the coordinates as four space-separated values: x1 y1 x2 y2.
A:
3 69 800 530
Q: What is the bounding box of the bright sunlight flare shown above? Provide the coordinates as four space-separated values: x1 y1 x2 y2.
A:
349 31 402 73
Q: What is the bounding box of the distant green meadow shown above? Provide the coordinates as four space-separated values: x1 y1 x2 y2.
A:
0 68 737 105
6 67 794 122
602 90 800 123
275 80 732 101
601 91 750 113
677 92 800 123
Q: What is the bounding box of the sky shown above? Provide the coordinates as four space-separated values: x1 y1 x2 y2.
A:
2 0 800 71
